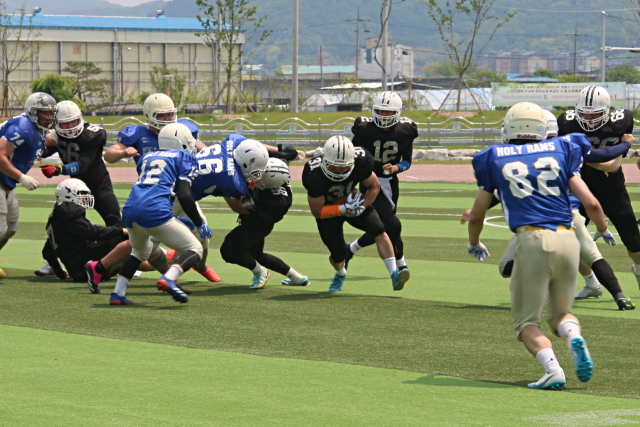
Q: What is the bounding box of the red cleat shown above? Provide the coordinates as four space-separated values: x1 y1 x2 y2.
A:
166 249 176 265
193 265 222 282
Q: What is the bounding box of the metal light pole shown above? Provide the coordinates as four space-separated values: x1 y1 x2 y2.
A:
601 11 606 82
163 74 173 97
381 0 388 91
292 0 299 113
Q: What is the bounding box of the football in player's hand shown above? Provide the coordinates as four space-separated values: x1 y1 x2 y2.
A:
333 190 361 205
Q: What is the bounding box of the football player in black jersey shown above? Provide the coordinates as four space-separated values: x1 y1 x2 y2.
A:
37 100 122 279
558 85 637 310
302 135 409 292
347 91 416 275
47 179 156 290
220 158 308 289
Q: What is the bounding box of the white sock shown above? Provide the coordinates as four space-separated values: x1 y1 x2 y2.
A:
384 257 397 276
165 265 184 281
536 348 561 373
114 276 129 297
336 267 346 276
557 320 582 350
251 262 263 275
350 241 362 254
582 272 600 288
397 256 407 269
286 268 304 284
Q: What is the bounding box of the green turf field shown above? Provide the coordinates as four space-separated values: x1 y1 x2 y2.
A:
1 182 640 426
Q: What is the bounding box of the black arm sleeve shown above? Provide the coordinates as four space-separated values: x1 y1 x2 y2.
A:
398 142 413 166
175 179 203 228
65 217 124 241
41 146 57 159
585 141 631 163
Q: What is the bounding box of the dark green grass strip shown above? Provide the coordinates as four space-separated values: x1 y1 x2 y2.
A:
0 270 638 400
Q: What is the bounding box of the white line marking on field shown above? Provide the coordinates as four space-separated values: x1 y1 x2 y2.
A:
483 215 510 229
524 409 640 426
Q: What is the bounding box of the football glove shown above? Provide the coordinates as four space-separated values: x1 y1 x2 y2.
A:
594 228 617 247
468 242 490 262
176 216 195 230
339 192 365 217
41 164 63 178
240 195 256 211
198 223 213 239
18 174 38 190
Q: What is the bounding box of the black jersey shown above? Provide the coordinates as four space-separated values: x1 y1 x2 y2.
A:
244 183 293 225
351 116 417 177
302 147 374 205
42 123 111 191
46 202 125 272
557 109 634 148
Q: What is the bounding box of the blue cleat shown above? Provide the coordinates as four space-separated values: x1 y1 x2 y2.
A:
109 293 133 306
391 268 411 291
281 276 310 286
329 273 346 292
157 276 189 303
570 337 594 382
344 242 354 270
249 267 270 289
527 369 566 390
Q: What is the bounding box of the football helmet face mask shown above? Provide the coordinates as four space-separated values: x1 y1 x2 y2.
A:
143 93 177 130
321 135 355 181
543 110 559 139
25 92 57 133
501 102 547 144
55 178 94 209
233 139 269 184
372 91 402 128
158 123 197 154
55 100 84 139
575 85 610 132
257 158 290 190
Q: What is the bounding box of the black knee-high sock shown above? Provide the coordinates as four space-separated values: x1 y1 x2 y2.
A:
173 250 201 273
258 253 291 276
591 259 626 300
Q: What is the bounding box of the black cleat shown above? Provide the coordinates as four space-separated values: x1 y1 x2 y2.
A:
616 298 636 311
344 242 354 270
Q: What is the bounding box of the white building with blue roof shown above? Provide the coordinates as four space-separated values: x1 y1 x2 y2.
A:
4 7 243 104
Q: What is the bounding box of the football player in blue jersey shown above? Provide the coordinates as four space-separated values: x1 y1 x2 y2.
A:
104 93 207 165
103 92 221 282
468 102 605 390
0 92 56 277
108 123 213 305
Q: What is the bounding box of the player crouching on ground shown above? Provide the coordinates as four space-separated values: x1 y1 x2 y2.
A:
109 123 212 306
302 135 408 292
468 102 603 389
220 158 308 289
46 179 155 291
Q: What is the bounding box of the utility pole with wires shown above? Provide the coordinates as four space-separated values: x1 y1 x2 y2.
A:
564 23 587 74
381 0 389 90
347 6 371 79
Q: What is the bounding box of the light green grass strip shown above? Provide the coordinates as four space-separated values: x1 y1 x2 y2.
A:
2 324 639 427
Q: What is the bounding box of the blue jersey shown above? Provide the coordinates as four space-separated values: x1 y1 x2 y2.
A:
117 119 198 165
473 136 585 232
0 114 44 189
122 150 198 228
191 134 251 201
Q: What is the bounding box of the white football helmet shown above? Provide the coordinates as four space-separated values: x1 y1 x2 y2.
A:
321 135 355 181
25 92 57 132
55 100 84 139
233 139 269 184
258 158 290 190
501 102 547 144
575 85 610 132
372 91 402 128
543 110 559 139
143 93 177 130
158 122 197 154
55 178 94 209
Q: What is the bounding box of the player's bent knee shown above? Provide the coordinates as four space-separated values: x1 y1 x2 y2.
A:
220 242 239 264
